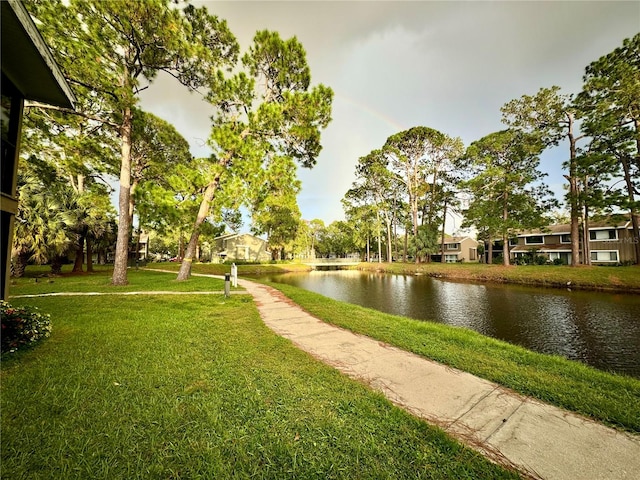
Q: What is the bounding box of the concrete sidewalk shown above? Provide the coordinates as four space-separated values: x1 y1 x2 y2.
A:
239 278 640 480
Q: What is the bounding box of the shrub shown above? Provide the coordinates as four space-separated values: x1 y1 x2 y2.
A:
1 301 52 354
534 255 547 265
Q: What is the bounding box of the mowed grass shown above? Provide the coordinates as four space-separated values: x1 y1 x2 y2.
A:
267 283 640 434
9 265 228 296
1 282 518 478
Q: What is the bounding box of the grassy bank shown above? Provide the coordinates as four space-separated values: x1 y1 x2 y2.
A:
354 262 640 293
2 271 517 479
266 282 640 433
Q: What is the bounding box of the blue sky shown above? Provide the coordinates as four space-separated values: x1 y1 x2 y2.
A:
139 1 640 232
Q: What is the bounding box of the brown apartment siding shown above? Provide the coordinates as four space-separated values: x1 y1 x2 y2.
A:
515 235 561 248
590 229 636 263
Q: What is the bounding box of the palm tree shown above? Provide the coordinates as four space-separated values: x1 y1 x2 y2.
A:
62 192 116 273
12 185 73 276
12 157 75 276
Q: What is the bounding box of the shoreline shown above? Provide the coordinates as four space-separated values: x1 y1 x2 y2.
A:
349 262 640 295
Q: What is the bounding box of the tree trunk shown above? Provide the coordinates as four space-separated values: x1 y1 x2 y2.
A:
569 175 580 266
177 177 222 281
386 218 392 263
112 104 134 285
503 233 510 266
567 114 581 266
503 191 510 266
72 235 85 273
50 256 64 275
621 155 640 264
12 252 29 278
403 229 408 263
440 198 447 264
78 174 85 194
631 214 640 265
86 237 94 272
376 211 382 263
582 177 591 266
411 194 419 264
128 179 139 228
393 218 398 262
366 235 370 262
488 236 493 264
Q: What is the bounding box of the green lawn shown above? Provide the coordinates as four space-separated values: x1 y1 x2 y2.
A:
2 271 518 479
9 265 229 296
264 282 640 433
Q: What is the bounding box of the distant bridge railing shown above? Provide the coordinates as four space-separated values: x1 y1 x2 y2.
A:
302 258 361 267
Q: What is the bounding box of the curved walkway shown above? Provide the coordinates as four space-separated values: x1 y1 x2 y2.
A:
237 278 640 480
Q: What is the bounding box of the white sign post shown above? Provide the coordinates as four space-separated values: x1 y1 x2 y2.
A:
231 263 238 287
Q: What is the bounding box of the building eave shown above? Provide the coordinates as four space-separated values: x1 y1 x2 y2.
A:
2 0 75 108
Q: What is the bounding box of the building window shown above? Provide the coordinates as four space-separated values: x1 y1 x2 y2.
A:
589 229 617 241
444 254 458 263
509 238 518 246
590 250 618 262
560 234 571 243
446 243 459 250
549 251 571 264
525 235 544 245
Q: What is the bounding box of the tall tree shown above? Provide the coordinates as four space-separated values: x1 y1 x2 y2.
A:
461 130 556 266
384 127 463 263
130 109 193 227
25 0 238 285
176 30 332 280
576 34 640 264
250 156 303 260
501 86 584 266
343 201 380 262
344 149 400 262
308 219 325 258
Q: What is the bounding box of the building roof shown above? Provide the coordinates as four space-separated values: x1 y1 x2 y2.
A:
214 232 266 242
1 0 75 108
516 219 631 236
443 235 478 244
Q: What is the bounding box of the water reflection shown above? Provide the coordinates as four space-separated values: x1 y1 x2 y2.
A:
261 270 640 378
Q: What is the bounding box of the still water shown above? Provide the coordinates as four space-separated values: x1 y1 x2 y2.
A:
260 270 640 378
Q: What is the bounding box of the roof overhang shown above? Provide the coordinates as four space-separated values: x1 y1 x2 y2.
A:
1 0 75 108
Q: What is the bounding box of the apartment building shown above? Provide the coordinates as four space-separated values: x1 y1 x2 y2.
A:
510 220 637 265
435 235 480 263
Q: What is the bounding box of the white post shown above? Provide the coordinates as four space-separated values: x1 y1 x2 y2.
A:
231 263 238 287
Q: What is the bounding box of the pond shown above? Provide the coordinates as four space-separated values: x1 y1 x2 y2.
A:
259 270 640 378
